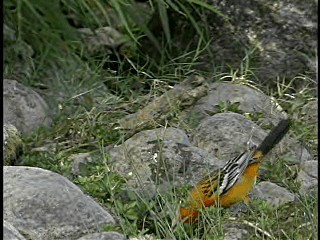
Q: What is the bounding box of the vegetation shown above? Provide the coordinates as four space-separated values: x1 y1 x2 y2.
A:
4 0 317 239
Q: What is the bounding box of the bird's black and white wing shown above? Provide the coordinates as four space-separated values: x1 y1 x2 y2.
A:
217 148 256 196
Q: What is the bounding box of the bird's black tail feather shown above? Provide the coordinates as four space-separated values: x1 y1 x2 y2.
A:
257 119 290 155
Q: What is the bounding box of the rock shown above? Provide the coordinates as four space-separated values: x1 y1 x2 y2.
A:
70 152 95 176
77 232 127 240
299 160 318 178
186 82 286 126
3 124 22 166
79 27 127 54
191 112 310 164
202 0 316 84
283 145 311 165
30 142 58 153
117 75 209 137
4 79 51 134
301 99 318 125
296 160 318 195
251 181 295 208
4 166 116 240
300 99 318 159
106 2 153 30
108 127 220 199
191 112 264 160
3 220 26 240
43 71 119 111
224 226 249 240
228 202 250 215
129 234 157 240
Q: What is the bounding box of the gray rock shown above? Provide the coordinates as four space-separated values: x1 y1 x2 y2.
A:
191 112 270 160
4 79 51 134
296 160 318 195
224 226 249 240
3 124 22 166
191 112 310 164
117 75 208 134
300 99 318 160
79 26 127 54
3 220 26 240
301 99 318 124
77 232 126 240
200 0 316 84
251 181 295 208
187 82 287 126
129 235 157 240
108 127 220 198
104 3 153 30
4 166 116 240
70 152 95 176
299 160 318 179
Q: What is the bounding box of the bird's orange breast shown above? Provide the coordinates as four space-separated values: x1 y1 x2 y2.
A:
179 162 260 223
219 162 260 207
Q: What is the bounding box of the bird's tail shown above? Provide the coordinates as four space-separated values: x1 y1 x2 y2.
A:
256 119 290 156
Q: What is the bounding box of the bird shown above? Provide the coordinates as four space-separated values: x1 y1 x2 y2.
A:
179 119 291 223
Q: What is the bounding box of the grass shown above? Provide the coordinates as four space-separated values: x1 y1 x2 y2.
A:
5 1 317 239
18 95 317 239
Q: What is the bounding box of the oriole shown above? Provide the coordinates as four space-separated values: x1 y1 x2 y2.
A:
180 119 290 223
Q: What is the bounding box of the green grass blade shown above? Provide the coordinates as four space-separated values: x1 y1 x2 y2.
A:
187 0 229 21
110 0 139 44
157 0 171 49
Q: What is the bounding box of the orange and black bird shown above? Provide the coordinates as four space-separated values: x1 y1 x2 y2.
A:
179 119 290 223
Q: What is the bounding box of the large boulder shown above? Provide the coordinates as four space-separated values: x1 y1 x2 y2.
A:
185 82 287 126
4 166 116 240
203 0 316 84
108 127 221 198
3 220 26 240
191 112 309 164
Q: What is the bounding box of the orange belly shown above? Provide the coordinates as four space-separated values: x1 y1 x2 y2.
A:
219 163 258 206
180 163 260 223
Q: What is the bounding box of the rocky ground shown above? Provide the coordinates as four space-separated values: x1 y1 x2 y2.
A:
3 0 317 239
